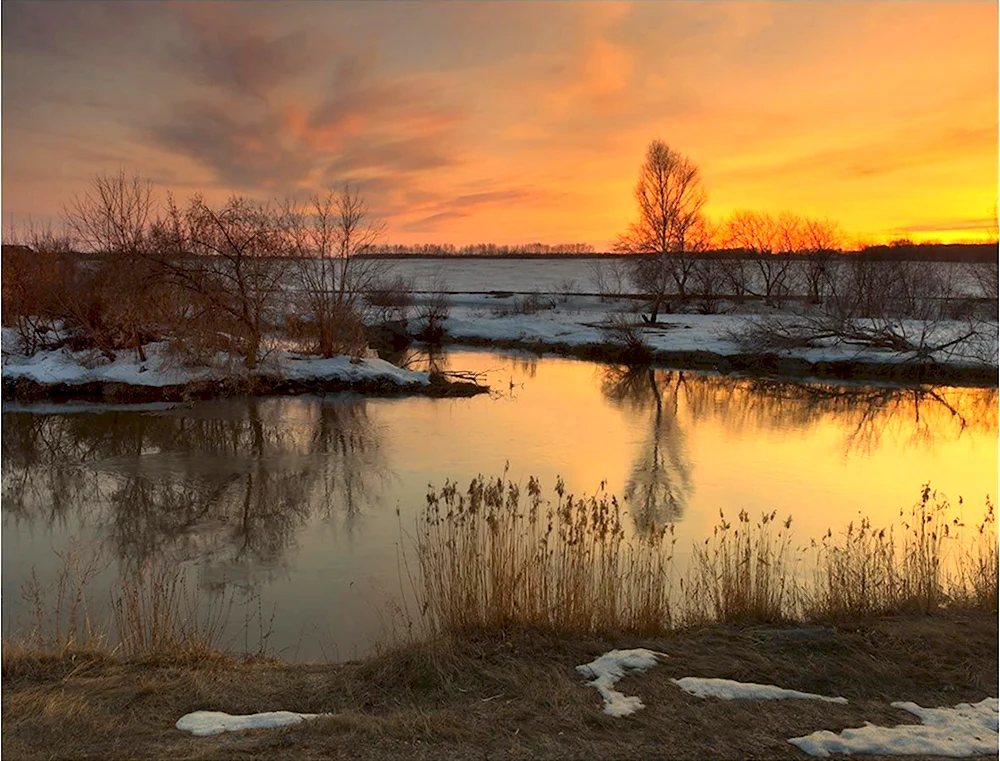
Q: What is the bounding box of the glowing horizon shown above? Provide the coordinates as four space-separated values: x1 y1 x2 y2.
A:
3 1 997 248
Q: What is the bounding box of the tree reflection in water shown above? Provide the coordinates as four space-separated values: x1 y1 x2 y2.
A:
2 396 388 579
602 365 998 532
602 366 693 532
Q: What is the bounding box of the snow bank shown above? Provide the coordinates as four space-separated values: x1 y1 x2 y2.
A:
576 648 667 717
176 710 327 736
2 333 429 390
788 697 999 757
437 300 997 370
671 677 847 703
280 353 428 386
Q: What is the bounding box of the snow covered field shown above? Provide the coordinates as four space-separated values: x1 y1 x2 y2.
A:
376 257 989 299
429 294 998 369
375 257 997 371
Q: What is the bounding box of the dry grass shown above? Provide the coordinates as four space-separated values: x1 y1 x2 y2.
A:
807 487 999 621
16 538 107 654
685 509 797 625
110 562 234 659
3 613 995 760
412 475 998 638
412 472 677 636
8 551 257 667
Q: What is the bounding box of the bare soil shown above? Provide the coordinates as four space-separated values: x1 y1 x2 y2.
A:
3 612 996 760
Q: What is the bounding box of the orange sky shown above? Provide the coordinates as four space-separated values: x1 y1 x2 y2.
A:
3 1 997 247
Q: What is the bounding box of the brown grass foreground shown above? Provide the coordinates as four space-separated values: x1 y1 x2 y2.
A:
3 612 996 760
4 480 996 758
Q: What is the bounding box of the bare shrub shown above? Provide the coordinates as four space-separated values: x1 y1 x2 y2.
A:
965 260 999 301
64 170 162 360
690 257 729 314
719 256 750 299
555 277 578 303
286 187 388 357
601 313 653 364
731 258 997 365
415 272 451 343
588 257 630 301
2 245 68 354
491 291 555 317
365 274 415 324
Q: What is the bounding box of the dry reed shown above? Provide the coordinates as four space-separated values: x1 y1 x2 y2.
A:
412 475 998 637
684 509 797 625
412 470 677 635
110 562 233 658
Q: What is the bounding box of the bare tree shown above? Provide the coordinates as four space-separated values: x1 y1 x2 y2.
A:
62 170 161 360
966 203 999 301
64 170 154 256
801 217 842 304
162 195 293 368
287 186 388 357
724 210 792 308
615 140 708 322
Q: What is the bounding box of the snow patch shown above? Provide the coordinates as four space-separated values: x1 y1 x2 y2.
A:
671 677 847 704
176 710 327 736
576 648 666 717
788 697 999 757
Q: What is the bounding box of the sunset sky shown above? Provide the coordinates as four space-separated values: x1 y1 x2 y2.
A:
3 1 997 248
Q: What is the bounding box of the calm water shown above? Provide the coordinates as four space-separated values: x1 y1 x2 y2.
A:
2 350 996 660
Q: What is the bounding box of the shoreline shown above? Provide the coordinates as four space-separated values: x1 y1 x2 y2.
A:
3 342 995 405
1 372 487 404
4 612 995 760
437 335 999 387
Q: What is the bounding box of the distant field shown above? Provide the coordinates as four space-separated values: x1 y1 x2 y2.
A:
375 256 988 299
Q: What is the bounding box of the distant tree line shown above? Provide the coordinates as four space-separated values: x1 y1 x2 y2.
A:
366 242 596 256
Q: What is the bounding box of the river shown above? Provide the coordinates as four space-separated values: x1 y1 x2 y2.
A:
2 349 996 660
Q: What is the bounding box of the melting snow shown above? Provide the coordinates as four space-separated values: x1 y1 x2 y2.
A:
789 697 999 757
671 677 847 704
176 710 327 736
576 648 666 717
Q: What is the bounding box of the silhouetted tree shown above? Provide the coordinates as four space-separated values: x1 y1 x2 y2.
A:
615 140 707 322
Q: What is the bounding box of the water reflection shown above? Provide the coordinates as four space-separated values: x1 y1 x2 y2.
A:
2 397 387 577
600 366 997 531
602 366 693 530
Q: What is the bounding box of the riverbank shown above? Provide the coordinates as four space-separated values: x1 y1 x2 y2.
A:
0 332 487 403
3 612 995 760
432 295 999 387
